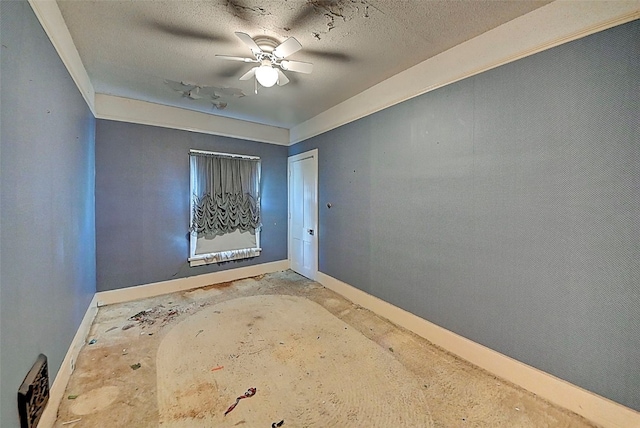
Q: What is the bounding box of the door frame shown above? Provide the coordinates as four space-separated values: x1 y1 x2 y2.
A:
287 149 319 279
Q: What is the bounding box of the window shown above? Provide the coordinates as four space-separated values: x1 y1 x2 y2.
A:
189 150 261 266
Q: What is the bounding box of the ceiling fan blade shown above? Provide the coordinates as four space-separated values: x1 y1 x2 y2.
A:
239 67 258 81
235 32 261 54
273 37 302 59
280 60 313 74
215 63 248 79
140 19 228 43
304 48 352 62
286 5 318 29
215 55 257 63
276 69 289 86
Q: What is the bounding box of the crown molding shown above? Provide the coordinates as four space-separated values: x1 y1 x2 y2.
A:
94 95 290 145
28 0 289 145
290 1 640 144
29 0 639 146
28 0 96 115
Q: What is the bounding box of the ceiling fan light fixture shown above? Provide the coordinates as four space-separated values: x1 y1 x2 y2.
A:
219 32 312 90
255 64 278 88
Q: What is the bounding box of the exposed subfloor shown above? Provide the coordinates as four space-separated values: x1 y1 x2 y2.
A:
54 270 595 427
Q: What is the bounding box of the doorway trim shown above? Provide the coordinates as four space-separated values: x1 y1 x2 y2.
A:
288 149 319 279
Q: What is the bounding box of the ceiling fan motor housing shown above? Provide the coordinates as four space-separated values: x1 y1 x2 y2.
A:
252 36 278 53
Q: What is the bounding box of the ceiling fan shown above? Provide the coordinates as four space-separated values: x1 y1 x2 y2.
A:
216 32 313 90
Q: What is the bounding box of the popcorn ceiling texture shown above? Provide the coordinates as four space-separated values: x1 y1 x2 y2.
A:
56 0 551 127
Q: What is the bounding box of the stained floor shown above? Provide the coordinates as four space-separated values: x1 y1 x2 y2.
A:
54 270 595 427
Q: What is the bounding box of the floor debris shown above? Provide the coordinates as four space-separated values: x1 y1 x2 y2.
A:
130 363 141 370
67 395 78 400
224 387 257 416
54 271 594 427
88 339 97 345
121 323 135 330
61 418 82 425
211 365 224 371
126 305 184 329
105 326 117 333
271 420 284 427
130 309 152 320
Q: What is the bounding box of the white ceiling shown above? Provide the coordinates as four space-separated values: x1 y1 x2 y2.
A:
56 0 554 129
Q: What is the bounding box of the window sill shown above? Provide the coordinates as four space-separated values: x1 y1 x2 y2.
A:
189 247 262 267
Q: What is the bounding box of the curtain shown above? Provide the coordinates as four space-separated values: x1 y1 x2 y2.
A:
190 152 261 238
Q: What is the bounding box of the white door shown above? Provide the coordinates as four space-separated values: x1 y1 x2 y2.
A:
288 149 318 279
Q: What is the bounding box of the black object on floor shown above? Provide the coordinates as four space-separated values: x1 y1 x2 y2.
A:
18 354 50 428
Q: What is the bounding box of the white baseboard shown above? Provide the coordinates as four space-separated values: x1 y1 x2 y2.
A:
95 260 290 306
316 271 640 428
38 295 99 428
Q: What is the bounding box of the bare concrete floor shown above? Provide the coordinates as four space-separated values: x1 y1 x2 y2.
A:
54 271 595 427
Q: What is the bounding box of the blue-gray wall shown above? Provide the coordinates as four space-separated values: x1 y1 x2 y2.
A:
0 1 97 427
291 20 640 411
1 0 637 422
95 120 288 291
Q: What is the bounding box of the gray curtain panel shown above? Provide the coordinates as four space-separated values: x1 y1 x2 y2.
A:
190 152 261 237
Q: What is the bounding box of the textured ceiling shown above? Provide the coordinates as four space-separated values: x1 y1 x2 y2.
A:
56 0 552 129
